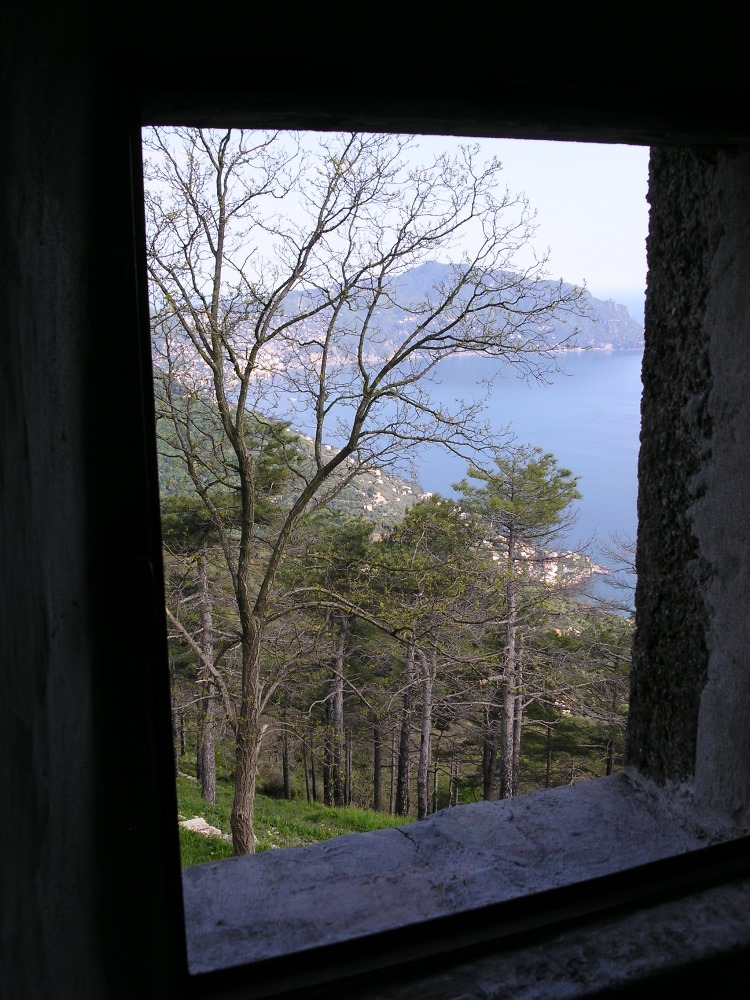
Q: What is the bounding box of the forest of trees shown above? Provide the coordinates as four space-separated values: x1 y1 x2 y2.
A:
144 127 632 854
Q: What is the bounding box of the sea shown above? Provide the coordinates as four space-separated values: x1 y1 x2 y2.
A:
272 346 643 597
412 349 643 582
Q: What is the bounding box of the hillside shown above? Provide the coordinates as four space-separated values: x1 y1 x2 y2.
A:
156 409 426 532
292 433 425 529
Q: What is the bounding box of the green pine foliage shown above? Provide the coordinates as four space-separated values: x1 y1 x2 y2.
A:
165 428 632 857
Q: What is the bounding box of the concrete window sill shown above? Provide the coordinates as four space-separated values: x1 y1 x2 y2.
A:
182 770 750 995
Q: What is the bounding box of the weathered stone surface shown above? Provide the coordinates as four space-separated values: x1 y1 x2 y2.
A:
183 771 725 975
351 876 750 1000
179 817 225 839
628 147 715 783
692 149 750 828
630 147 750 830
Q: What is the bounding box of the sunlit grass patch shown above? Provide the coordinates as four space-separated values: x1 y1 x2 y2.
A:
176 775 413 865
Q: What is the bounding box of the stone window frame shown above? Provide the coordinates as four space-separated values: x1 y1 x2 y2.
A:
132 115 750 996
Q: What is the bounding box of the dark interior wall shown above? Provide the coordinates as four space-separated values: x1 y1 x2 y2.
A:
2 3 750 998
1 8 106 996
1 7 181 998
136 8 750 145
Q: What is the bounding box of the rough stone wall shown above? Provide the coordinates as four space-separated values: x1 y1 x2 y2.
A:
692 149 750 826
630 147 750 823
628 148 716 783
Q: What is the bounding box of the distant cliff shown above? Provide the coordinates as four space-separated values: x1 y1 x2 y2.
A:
566 290 644 350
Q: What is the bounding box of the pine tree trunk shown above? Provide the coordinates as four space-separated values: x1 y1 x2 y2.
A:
416 649 433 820
389 728 396 815
482 704 500 801
310 728 318 803
395 640 415 816
500 582 518 799
449 749 459 807
545 724 553 788
282 710 292 801
372 719 382 812
195 701 204 784
323 700 334 807
511 640 523 795
329 615 347 807
512 691 522 795
345 727 353 806
302 740 311 803
178 707 186 758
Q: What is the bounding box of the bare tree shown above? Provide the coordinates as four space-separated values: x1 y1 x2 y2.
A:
143 128 583 853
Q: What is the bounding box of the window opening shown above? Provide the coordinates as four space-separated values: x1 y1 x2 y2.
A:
143 129 647 866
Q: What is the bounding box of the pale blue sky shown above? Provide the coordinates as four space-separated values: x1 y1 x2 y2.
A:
145 128 650 324
411 136 650 320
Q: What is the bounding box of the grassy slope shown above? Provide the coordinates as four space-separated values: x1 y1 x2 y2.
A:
177 775 413 866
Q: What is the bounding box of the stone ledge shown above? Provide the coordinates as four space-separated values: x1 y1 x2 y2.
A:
183 770 738 979
352 875 750 999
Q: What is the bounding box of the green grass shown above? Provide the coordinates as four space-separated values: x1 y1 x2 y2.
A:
179 825 234 865
176 775 412 865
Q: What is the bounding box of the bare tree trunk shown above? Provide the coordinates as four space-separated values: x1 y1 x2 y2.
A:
395 640 415 816
230 618 264 855
231 733 261 854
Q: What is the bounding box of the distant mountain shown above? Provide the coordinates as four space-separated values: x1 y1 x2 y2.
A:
389 262 644 351
284 261 643 353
